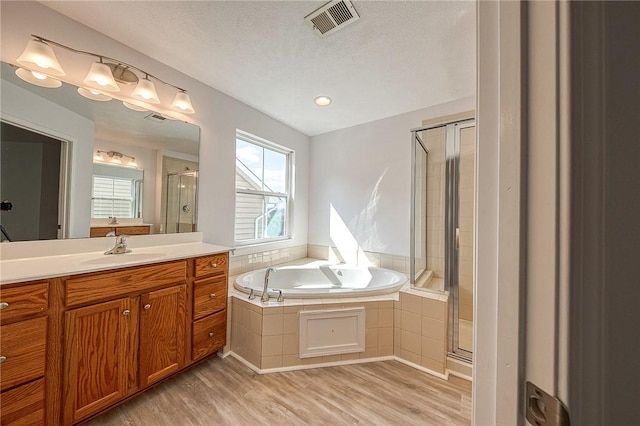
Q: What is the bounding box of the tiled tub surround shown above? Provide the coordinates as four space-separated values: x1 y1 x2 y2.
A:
225 265 452 380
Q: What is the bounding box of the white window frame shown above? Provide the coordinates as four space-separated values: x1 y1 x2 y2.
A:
234 130 294 246
91 174 136 219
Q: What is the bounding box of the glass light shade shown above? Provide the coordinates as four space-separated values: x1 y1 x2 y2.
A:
170 91 195 114
130 78 160 104
314 96 332 106
16 40 66 77
15 67 62 88
122 101 149 112
78 87 112 102
83 62 120 92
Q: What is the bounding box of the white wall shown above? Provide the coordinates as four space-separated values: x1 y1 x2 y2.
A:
308 97 474 257
0 1 309 250
0 80 95 238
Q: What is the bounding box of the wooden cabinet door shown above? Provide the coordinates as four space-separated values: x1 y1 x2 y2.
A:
63 298 134 425
139 284 186 388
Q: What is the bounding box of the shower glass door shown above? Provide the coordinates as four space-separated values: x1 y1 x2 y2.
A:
165 171 198 233
411 119 476 362
450 121 475 360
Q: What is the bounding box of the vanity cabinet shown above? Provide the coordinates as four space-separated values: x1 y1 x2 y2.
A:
62 262 188 425
0 280 50 426
0 248 229 425
191 253 229 361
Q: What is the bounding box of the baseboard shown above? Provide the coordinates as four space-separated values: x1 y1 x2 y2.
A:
226 350 451 381
393 356 449 380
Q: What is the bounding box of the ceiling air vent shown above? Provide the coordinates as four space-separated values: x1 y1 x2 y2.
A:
304 0 360 38
145 112 167 123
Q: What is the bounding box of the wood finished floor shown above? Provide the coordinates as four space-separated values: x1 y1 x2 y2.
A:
88 356 471 426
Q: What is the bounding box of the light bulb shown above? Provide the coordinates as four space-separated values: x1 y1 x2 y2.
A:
31 71 47 80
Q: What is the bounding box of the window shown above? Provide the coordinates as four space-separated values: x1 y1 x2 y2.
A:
91 175 139 218
235 131 293 244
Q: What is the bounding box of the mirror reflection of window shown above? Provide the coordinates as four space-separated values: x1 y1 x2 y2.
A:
91 163 143 219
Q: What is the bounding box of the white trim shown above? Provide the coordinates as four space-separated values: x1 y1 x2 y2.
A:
393 357 449 381
474 1 524 424
226 351 452 380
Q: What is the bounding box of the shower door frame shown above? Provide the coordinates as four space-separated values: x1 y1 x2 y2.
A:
448 119 476 362
410 131 429 284
410 117 475 363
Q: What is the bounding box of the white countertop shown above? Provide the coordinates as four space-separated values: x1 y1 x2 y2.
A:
0 233 232 285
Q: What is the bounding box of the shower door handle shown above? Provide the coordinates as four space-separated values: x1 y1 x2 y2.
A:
456 227 460 250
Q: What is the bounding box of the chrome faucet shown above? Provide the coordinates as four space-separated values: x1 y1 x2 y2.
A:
261 266 276 302
104 235 131 255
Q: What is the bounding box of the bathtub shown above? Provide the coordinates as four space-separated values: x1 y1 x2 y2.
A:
234 263 408 299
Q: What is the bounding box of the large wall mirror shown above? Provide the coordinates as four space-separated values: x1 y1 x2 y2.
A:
0 61 200 242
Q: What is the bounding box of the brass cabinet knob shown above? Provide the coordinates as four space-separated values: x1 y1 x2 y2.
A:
209 293 216 299
208 332 214 338
0 356 6 363
143 304 151 310
123 310 130 316
211 262 217 268
0 302 8 310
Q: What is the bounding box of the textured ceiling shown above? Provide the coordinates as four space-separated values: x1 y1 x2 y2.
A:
42 1 476 136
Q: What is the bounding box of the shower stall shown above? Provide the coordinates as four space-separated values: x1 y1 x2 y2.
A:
410 118 476 362
164 170 198 234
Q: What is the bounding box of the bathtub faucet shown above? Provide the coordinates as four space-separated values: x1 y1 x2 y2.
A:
261 266 277 302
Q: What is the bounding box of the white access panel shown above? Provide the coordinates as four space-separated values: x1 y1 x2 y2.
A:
299 308 365 358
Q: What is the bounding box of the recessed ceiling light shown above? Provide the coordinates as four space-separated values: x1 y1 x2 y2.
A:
314 96 332 106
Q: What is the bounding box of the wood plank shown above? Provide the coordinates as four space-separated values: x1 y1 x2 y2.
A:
87 357 471 426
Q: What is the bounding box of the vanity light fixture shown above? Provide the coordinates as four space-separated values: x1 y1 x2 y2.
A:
83 60 120 92
15 67 62 88
94 150 138 168
131 75 160 104
16 39 66 77
122 101 149 112
171 90 195 114
14 35 196 114
314 96 332 106
78 87 112 102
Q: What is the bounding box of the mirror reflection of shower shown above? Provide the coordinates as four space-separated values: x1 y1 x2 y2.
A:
410 117 476 362
160 156 199 234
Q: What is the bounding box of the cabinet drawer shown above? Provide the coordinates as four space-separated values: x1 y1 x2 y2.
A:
192 310 226 361
0 316 47 391
194 253 228 278
0 378 45 426
90 227 115 238
193 276 227 320
0 282 48 323
116 226 150 236
66 261 187 307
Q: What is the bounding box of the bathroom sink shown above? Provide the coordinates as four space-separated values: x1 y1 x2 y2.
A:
81 252 166 265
